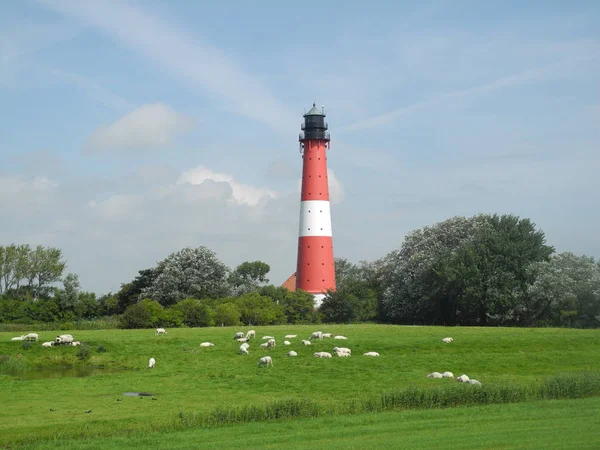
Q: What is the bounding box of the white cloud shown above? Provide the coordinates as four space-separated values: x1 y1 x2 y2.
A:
84 103 194 152
178 165 279 206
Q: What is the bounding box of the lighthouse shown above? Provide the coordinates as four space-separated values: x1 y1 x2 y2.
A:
296 103 336 308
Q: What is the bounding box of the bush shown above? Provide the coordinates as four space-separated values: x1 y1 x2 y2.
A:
77 345 91 361
173 299 215 327
97 345 107 353
21 341 33 351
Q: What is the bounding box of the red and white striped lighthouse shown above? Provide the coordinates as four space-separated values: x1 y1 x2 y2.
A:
296 103 336 307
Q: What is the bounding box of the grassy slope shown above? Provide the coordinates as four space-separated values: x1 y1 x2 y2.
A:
18 398 600 450
1 324 599 446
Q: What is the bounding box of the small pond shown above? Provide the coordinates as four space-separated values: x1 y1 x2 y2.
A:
123 392 155 397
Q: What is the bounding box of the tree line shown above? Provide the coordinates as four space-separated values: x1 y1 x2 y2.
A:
1 213 599 329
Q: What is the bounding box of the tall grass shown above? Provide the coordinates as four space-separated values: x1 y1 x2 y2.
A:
0 318 120 333
168 372 600 430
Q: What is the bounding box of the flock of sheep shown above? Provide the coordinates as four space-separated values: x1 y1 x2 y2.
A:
10 332 82 347
426 336 482 385
148 328 381 369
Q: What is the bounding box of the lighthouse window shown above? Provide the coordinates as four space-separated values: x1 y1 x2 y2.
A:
320 210 322 212
322 279 325 282
320 228 323 230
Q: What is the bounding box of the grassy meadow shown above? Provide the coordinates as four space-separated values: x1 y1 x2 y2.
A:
1 324 599 447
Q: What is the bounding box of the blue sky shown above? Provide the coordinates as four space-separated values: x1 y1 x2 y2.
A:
1 0 599 295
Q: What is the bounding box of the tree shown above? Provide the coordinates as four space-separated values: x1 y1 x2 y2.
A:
173 298 215 327
279 289 320 324
235 292 286 326
380 214 554 326
27 245 67 298
214 302 241 326
141 246 231 306
524 252 600 327
228 261 271 295
56 273 80 311
116 267 161 313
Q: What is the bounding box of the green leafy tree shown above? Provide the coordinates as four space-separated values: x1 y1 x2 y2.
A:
173 298 215 327
280 289 320 324
228 261 271 295
116 267 160 313
235 292 286 326
56 273 81 311
214 302 241 326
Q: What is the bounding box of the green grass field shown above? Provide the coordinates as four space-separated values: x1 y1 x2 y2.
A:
1 324 599 448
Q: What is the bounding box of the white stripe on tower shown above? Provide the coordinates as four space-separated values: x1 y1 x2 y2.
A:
298 200 333 237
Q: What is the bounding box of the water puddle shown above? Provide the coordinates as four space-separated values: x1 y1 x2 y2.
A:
123 392 155 397
1 366 109 380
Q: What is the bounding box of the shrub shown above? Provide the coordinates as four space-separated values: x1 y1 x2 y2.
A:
77 345 91 361
97 345 107 353
21 341 33 350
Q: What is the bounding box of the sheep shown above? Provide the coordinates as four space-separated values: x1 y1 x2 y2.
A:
456 374 470 383
199 342 215 347
233 332 244 339
283 340 291 345
266 338 276 348
11 336 25 341
468 379 482 386
284 334 297 339
70 341 81 346
363 352 380 357
287 351 298 357
237 337 249 343
258 356 273 367
442 337 454 343
301 340 311 346
333 347 351 355
335 350 351 357
55 334 74 345
246 330 256 339
155 328 167 336
260 342 269 348
24 333 39 342
442 371 454 378
240 342 250 349
309 331 323 340
239 345 249 355
333 335 347 340
148 357 156 369
321 333 332 338
314 352 332 358
262 336 275 340
427 372 443 378
41 341 54 347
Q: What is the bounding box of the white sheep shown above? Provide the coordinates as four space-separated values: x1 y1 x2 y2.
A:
321 333 332 338
283 340 291 345
260 342 269 348
240 342 250 349
301 340 311 346
258 356 273 367
262 335 275 340
55 334 73 345
199 342 215 347
427 372 443 378
155 328 167 336
363 352 380 357
266 338 276 348
442 337 454 343
41 341 54 347
11 336 25 341
246 330 256 339
335 350 351 357
333 335 347 340
148 357 156 369
237 337 249 343
70 341 81 346
314 352 332 358
24 333 39 342
233 332 244 339
456 374 470 383
239 345 249 355
442 371 454 378
287 350 298 357
309 331 323 340
468 379 482 386
284 334 297 339
333 347 351 354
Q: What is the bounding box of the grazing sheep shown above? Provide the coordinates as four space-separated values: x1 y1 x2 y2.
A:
287 351 298 357
310 331 323 340
321 333 332 338
283 340 291 345
55 334 74 345
239 345 249 355
456 374 470 383
199 342 215 347
266 338 276 348
335 350 351 357
333 335 347 340
260 342 269 348
442 371 454 378
468 379 482 386
233 332 244 339
258 356 273 367
333 347 351 354
301 340 311 346
314 352 332 358
41 341 54 347
427 372 443 379
237 337 249 343
363 352 380 357
246 330 256 339
262 336 275 340
148 358 156 369
11 336 25 341
240 342 250 349
70 341 81 346
442 337 454 343
155 328 167 336
284 334 297 339
24 333 39 342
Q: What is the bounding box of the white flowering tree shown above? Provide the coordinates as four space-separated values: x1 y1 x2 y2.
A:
525 252 600 327
141 246 231 306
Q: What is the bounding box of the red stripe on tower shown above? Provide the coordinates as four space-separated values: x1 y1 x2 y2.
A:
296 103 336 307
